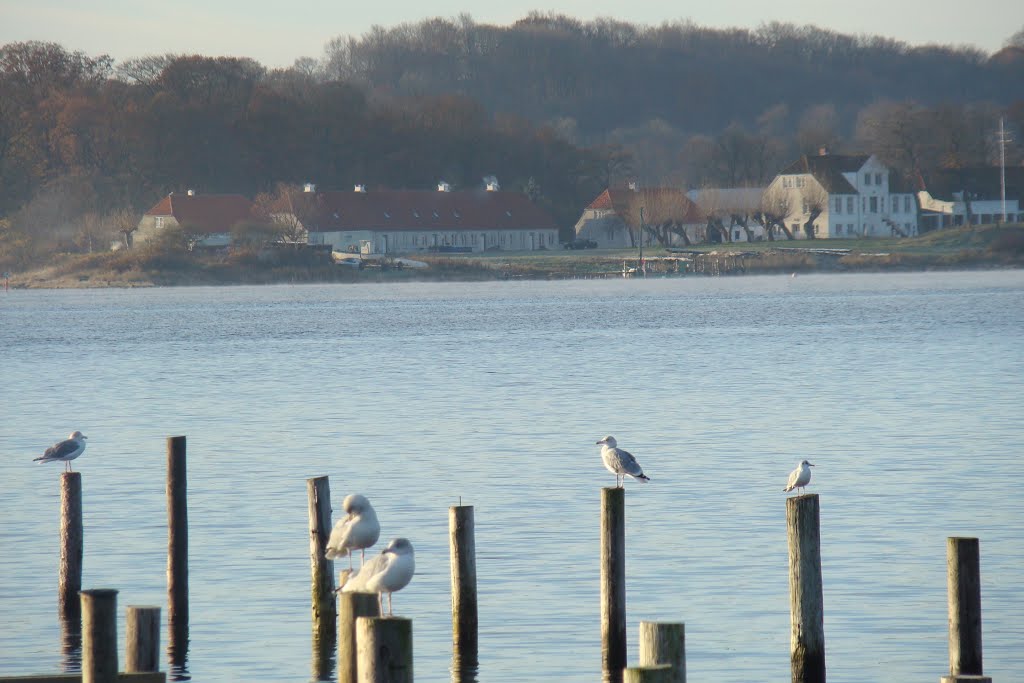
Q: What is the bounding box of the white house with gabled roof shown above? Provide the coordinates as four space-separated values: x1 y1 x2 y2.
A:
764 150 919 239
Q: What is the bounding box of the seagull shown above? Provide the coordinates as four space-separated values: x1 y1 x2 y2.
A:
596 436 651 487
326 494 381 570
783 460 815 494
33 431 87 472
340 537 415 616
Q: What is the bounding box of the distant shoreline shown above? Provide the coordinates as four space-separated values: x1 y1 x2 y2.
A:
5 225 1022 289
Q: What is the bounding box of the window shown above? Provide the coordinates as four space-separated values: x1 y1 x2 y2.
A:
904 196 911 212
834 198 842 213
836 225 843 235
848 223 854 234
869 197 878 212
802 199 809 214
864 173 871 185
892 196 899 213
155 217 165 229
813 225 819 235
847 197 854 213
734 230 741 240
796 177 805 188
783 177 792 188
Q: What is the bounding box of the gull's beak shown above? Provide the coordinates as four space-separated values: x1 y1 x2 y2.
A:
82 436 88 440
808 463 815 467
595 439 604 445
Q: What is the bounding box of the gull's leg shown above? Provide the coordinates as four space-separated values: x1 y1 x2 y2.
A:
348 554 353 572
360 548 366 567
388 592 393 617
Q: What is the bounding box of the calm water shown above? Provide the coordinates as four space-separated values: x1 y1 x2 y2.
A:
1 271 1023 682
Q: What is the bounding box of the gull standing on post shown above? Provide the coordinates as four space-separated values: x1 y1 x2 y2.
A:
596 436 651 487
783 460 815 494
325 494 381 570
33 431 88 472
340 537 415 616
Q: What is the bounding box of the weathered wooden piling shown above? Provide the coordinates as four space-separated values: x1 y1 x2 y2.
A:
786 493 826 683
623 665 673 683
81 589 118 683
639 621 685 683
601 487 627 683
449 504 478 670
338 591 381 683
126 606 161 673
355 617 413 683
59 472 83 616
307 476 336 636
166 436 188 632
941 537 991 683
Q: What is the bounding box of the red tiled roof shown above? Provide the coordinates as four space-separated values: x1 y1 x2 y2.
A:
283 189 560 232
145 193 255 234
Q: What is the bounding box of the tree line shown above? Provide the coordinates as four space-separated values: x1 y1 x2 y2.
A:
1 15 1023 266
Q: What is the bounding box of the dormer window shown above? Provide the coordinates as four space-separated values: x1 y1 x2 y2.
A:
432 211 439 219
506 210 512 217
384 212 391 219
413 211 420 218
453 210 461 218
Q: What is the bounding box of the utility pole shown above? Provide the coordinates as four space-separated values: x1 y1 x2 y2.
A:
997 117 1011 223
638 207 645 276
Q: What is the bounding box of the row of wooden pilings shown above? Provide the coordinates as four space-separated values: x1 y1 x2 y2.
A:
6 436 996 682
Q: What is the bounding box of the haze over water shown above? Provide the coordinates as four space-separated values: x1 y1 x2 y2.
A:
2 271 1022 682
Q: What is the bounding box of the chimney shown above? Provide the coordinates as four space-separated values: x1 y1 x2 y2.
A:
628 181 637 191
186 189 195 196
354 184 366 193
437 181 451 192
484 176 500 191
303 182 316 193
818 147 829 156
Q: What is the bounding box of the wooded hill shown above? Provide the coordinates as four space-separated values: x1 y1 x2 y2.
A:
1 15 1022 266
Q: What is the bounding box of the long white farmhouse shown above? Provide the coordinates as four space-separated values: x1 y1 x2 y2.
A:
273 181 560 254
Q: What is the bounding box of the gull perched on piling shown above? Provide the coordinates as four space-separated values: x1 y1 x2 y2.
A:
33 431 87 472
326 494 381 570
340 537 415 616
783 460 815 494
596 436 651 487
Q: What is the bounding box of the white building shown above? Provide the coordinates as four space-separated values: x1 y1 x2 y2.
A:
764 151 919 239
916 167 1022 230
273 182 560 253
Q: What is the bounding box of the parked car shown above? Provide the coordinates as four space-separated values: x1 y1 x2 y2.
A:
563 238 598 250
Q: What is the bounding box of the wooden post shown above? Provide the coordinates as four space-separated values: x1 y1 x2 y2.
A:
639 621 685 683
624 665 673 683
356 617 413 683
59 472 83 616
449 505 478 671
338 591 381 683
946 537 984 678
81 589 118 683
126 606 161 673
601 487 626 683
787 494 826 683
166 436 188 629
166 436 189 676
307 476 336 636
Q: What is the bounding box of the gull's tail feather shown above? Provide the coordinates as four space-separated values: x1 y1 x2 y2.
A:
325 547 350 560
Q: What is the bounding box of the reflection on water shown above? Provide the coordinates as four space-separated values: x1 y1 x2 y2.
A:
59 611 81 673
450 654 479 683
311 626 337 681
167 619 191 682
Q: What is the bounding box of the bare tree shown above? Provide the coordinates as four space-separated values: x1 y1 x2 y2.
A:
619 188 696 247
801 183 828 239
109 208 140 249
759 186 796 240
252 183 308 243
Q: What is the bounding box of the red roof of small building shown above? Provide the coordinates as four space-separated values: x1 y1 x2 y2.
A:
585 187 703 223
145 193 255 234
281 189 559 232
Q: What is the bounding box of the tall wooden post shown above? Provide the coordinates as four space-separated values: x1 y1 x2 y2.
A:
59 471 83 616
338 591 381 683
126 606 161 673
942 537 989 683
787 494 826 683
639 621 685 683
356 617 413 683
166 435 189 675
308 476 336 637
81 588 118 683
449 504 478 673
602 487 627 683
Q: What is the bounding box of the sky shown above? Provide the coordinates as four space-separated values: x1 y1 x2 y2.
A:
1 0 1022 68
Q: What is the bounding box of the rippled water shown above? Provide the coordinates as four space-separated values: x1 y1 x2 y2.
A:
1 271 1023 682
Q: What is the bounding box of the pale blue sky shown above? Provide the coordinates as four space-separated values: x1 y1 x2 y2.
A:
1 0 1021 67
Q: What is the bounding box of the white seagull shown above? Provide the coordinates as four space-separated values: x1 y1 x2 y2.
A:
783 460 815 494
33 431 87 472
340 537 415 616
326 494 381 570
596 436 651 487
